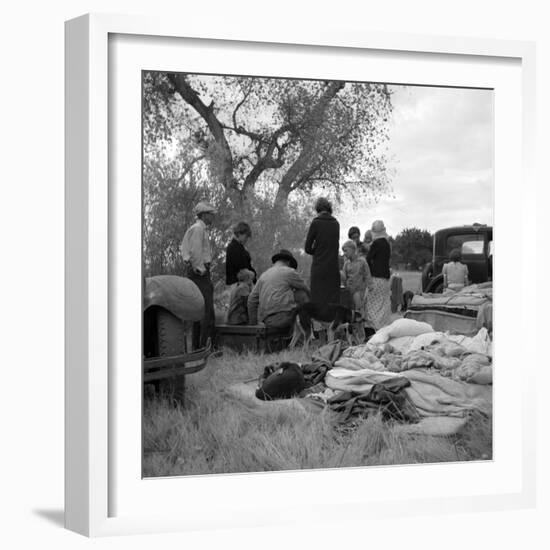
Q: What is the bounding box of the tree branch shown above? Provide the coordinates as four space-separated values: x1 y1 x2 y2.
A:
173 155 206 184
221 122 265 143
167 73 237 191
240 123 297 192
232 88 251 130
275 81 346 206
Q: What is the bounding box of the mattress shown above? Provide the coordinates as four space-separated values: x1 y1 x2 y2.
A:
406 283 492 334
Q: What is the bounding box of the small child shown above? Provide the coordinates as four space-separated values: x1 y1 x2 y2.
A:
227 269 255 325
357 241 369 260
442 248 469 291
341 239 372 311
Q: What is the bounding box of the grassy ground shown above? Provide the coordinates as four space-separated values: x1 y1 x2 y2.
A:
143 346 492 478
398 270 422 294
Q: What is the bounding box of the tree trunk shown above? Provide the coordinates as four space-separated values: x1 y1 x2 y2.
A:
168 74 237 191
273 185 291 211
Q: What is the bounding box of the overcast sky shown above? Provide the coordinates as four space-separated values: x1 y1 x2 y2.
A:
335 85 494 242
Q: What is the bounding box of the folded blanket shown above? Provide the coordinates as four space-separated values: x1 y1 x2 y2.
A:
325 367 492 418
402 369 492 417
335 355 386 372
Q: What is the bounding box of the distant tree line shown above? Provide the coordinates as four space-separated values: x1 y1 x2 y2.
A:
391 227 433 270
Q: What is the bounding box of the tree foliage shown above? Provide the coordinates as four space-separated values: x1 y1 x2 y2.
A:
392 228 433 270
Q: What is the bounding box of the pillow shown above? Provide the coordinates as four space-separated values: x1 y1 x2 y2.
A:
369 318 434 345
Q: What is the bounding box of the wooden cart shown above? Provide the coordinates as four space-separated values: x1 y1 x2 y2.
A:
214 323 292 353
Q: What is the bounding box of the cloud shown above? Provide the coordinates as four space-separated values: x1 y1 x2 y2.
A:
336 85 494 240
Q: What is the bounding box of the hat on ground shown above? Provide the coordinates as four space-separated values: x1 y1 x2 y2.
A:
371 220 389 240
271 249 298 269
255 362 305 400
342 240 357 252
193 201 217 215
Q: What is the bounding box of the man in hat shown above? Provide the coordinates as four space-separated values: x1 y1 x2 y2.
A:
247 249 309 329
180 201 217 348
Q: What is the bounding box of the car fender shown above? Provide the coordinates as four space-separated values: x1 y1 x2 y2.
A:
425 273 444 293
421 262 433 292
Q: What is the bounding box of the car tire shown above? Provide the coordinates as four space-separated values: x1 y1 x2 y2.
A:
156 307 187 404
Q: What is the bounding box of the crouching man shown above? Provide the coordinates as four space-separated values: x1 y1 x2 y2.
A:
247 249 309 329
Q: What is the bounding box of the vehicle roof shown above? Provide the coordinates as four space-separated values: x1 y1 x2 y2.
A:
434 224 493 236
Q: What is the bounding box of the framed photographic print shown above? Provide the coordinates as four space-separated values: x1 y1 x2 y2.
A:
65 13 536 537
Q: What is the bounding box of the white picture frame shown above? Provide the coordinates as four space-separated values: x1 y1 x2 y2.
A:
65 13 537 537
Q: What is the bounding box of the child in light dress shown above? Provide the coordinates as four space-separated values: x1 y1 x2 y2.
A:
341 240 372 343
442 248 469 291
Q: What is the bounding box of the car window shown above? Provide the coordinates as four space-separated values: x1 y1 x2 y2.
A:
446 233 484 256
461 240 484 254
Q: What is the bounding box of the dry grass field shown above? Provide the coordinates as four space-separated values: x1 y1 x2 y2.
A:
143 346 492 478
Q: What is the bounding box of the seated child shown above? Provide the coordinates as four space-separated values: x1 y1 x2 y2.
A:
227 269 255 325
442 248 469 291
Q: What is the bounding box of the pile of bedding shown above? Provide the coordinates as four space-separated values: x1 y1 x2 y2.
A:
336 318 492 382
240 318 492 435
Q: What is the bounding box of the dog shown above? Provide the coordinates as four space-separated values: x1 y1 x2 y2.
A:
289 302 363 352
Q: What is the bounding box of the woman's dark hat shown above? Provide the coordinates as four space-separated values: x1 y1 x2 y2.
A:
271 249 298 269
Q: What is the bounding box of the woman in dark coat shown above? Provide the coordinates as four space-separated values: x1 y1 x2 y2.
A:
304 197 340 305
225 221 256 285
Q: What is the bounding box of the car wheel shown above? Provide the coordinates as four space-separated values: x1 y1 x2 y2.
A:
156 307 188 404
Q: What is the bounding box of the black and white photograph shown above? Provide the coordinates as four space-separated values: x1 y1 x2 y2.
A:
142 71 494 478
3 0 546 543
